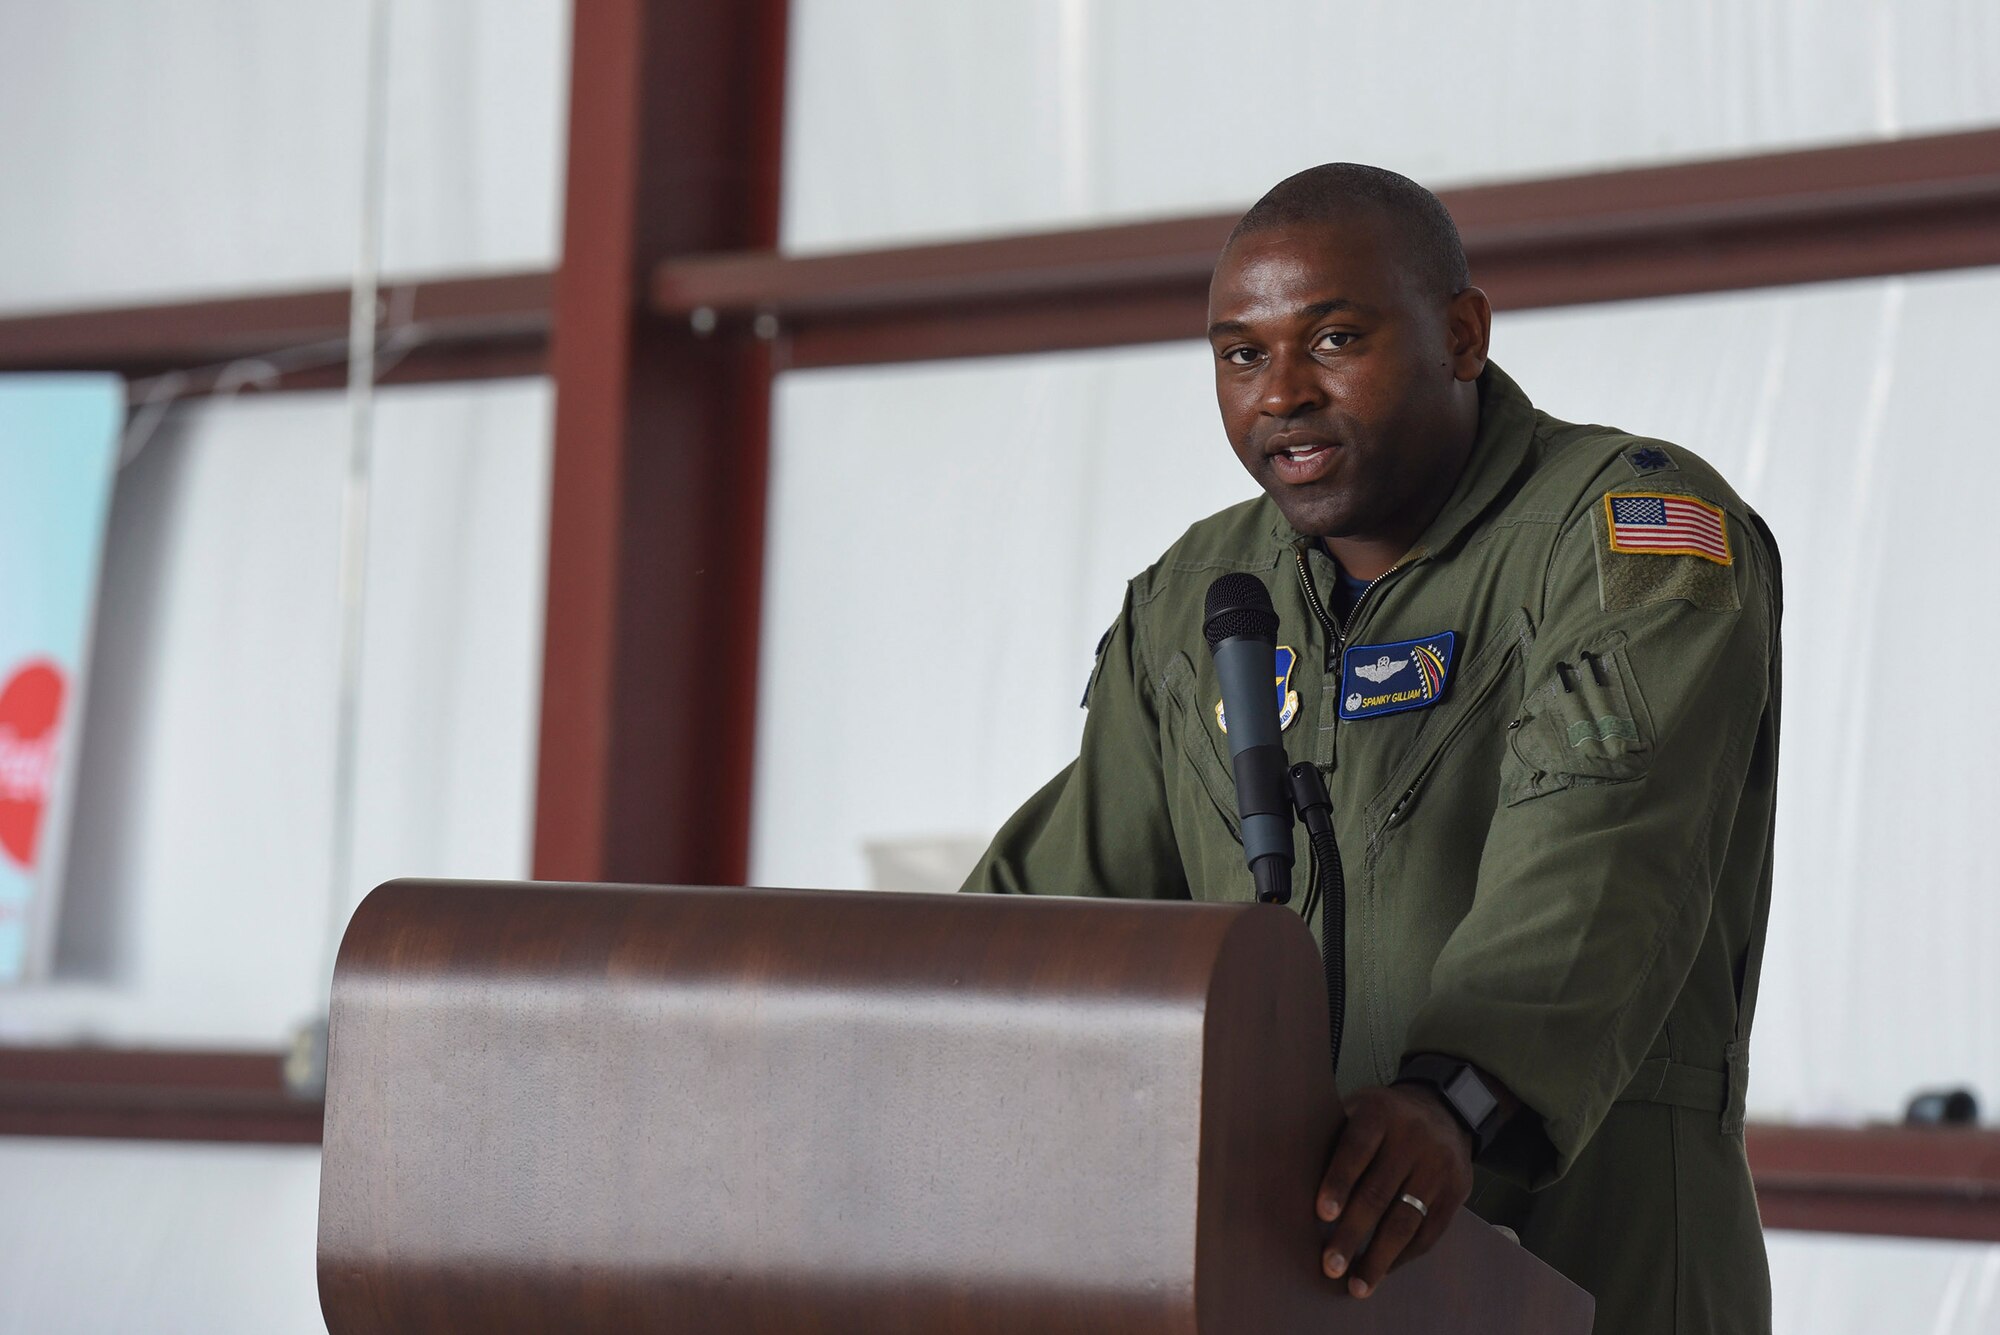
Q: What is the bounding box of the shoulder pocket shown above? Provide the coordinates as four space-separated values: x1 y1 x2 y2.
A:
1504 631 1655 804
1594 488 1743 613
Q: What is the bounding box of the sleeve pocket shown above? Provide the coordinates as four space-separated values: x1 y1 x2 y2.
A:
1159 651 1243 840
1503 632 1655 804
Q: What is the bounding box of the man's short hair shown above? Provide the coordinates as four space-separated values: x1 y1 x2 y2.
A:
1228 163 1471 298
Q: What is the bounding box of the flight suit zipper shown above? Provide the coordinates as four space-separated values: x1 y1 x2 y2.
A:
1291 540 1414 1086
1294 544 1342 669
1291 541 1409 669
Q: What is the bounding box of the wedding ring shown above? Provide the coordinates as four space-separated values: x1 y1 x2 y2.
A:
1396 1192 1428 1219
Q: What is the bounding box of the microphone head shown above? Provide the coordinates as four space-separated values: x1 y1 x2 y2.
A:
1203 572 1279 648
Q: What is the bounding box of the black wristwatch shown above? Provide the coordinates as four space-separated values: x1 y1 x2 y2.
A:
1395 1054 1507 1156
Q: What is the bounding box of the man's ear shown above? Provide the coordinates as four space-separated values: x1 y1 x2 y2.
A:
1445 286 1492 383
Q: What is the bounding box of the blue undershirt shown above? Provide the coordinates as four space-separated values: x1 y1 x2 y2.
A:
1326 561 1372 629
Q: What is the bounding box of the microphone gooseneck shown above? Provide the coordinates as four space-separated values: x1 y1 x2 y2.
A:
1202 574 1294 905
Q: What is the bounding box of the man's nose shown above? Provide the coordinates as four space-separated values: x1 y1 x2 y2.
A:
1261 347 1326 417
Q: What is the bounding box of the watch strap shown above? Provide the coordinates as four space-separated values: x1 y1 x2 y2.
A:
1396 1053 1505 1155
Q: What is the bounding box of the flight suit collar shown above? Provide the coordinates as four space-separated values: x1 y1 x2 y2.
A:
1266 361 1540 568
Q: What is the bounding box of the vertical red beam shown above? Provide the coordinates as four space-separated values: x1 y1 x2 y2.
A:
535 0 788 885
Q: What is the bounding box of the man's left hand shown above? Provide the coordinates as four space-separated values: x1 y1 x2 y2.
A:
1316 1084 1474 1298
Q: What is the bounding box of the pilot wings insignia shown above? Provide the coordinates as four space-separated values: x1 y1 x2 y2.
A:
1354 654 1408 684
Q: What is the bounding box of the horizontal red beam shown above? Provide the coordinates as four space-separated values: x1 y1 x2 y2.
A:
1747 1123 2000 1243
0 271 552 394
0 1046 322 1144
653 126 2000 368
1 130 1994 388
4 1043 1997 1245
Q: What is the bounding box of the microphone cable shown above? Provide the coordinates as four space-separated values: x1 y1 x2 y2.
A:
1289 763 1344 1079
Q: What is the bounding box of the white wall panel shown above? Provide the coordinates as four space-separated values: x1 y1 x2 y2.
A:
784 0 2000 250
0 1138 323 1335
756 267 2000 1128
1768 1231 2000 1334
0 378 551 1046
755 344 1250 892
0 0 569 313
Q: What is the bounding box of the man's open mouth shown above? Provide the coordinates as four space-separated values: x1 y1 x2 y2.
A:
1268 439 1338 485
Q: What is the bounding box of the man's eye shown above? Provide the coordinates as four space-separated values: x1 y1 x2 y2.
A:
1314 331 1355 351
1222 347 1261 366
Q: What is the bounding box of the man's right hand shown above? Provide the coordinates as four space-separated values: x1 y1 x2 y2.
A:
1314 1084 1475 1299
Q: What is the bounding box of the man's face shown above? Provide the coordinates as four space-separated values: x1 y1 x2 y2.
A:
1207 215 1481 543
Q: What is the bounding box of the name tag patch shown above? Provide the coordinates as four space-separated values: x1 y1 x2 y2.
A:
1340 632 1457 720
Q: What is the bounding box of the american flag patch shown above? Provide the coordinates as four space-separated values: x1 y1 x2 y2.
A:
1604 492 1731 564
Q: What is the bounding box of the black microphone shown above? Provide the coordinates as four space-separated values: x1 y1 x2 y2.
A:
1203 573 1294 905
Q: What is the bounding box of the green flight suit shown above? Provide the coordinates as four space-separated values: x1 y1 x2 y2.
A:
962 364 1779 1334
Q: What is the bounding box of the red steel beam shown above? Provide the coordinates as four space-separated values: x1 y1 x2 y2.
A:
0 271 551 393
531 0 787 887
0 1047 321 1144
1 128 1993 392
653 126 2000 368
1748 1123 2000 1243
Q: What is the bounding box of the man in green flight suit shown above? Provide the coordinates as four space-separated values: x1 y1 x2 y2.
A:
961 163 1779 1335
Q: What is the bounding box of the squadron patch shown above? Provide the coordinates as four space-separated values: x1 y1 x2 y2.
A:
1215 645 1301 733
1339 631 1456 721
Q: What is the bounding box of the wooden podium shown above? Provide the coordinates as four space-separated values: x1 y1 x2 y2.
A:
317 880 1592 1333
